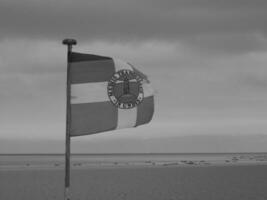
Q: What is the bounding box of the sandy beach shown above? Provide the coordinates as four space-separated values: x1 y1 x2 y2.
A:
1 165 267 200
1 154 267 200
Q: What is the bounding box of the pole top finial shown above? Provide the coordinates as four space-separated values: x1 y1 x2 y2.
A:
62 38 77 46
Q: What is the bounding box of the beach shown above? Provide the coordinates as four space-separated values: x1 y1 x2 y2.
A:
1 154 267 200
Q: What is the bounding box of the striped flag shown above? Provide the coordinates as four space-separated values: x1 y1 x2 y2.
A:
69 52 154 136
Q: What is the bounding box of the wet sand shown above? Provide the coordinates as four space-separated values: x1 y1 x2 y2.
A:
1 164 267 200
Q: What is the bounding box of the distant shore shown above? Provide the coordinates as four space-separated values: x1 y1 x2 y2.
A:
1 153 267 170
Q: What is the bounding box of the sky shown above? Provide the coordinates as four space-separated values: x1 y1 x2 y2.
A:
1 0 267 153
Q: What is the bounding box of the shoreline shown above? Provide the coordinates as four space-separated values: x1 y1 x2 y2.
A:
1 152 267 171
1 160 267 171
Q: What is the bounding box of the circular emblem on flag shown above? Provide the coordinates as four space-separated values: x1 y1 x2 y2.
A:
107 69 144 109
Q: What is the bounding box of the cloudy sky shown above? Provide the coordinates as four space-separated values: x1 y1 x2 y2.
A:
1 0 267 153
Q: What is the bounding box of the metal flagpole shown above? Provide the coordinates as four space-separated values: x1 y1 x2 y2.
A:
62 38 77 200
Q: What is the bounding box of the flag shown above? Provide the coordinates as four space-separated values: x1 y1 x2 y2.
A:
69 52 154 136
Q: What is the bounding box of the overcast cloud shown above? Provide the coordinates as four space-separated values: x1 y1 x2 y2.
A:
0 0 267 53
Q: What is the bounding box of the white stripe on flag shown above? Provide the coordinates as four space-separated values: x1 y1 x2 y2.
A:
143 83 154 97
71 82 108 104
117 107 137 129
113 59 133 72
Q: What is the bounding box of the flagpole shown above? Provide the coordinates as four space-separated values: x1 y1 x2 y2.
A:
62 38 77 200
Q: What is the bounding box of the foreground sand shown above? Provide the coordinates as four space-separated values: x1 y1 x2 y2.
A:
1 164 267 200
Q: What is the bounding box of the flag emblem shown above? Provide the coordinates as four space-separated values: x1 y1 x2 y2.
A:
107 69 144 109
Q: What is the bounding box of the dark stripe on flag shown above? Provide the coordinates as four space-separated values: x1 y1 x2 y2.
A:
70 60 115 84
70 101 118 136
136 96 154 126
70 52 112 62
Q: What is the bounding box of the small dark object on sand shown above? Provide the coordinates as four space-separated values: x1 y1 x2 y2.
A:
73 163 82 166
187 161 195 165
232 157 239 162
